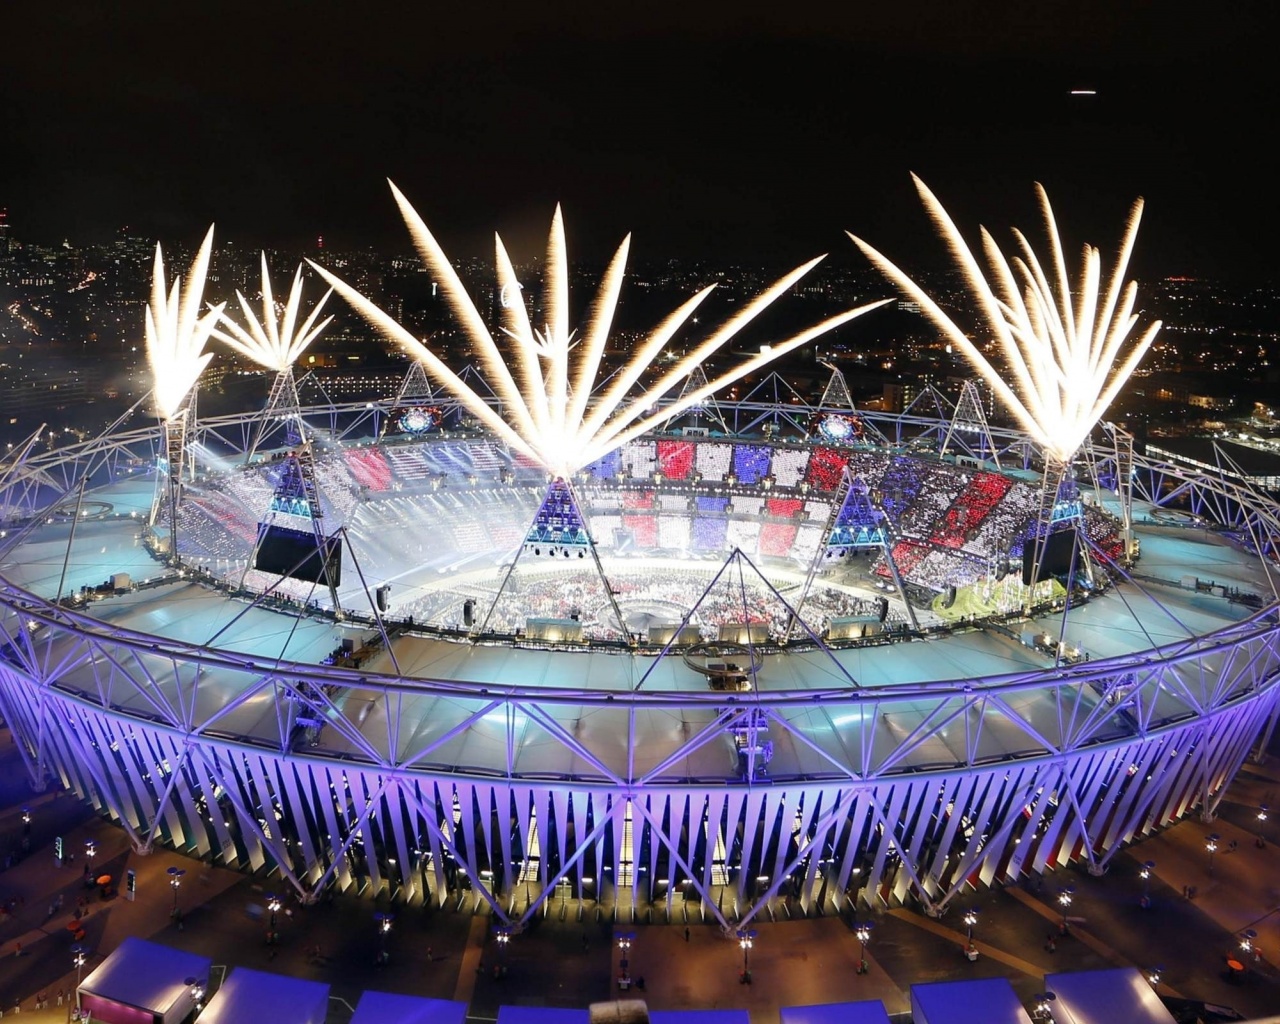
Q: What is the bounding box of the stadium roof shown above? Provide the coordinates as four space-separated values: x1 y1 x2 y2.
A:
1146 437 1280 483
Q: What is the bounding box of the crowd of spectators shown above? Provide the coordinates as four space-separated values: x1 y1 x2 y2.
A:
169 435 1124 610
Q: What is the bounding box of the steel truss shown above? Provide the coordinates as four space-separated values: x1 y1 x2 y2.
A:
2 403 1280 929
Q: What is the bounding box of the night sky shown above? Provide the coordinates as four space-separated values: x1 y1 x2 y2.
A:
2 1 1274 278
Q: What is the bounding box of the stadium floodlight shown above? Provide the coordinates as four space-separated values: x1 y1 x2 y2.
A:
849 176 1161 465
145 226 224 421
213 254 334 373
311 182 887 478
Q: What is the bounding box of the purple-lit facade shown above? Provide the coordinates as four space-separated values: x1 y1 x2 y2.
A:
1 395 1278 932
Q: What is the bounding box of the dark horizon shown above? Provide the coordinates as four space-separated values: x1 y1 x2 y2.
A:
2 2 1275 280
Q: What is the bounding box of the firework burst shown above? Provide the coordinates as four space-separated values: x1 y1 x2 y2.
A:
849 176 1161 464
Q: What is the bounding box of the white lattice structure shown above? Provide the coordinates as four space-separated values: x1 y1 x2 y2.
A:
1 399 1279 937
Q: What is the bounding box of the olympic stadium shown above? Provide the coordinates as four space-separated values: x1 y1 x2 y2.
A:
1 181 1279 936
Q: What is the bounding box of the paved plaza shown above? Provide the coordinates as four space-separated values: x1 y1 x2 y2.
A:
1 725 1279 1022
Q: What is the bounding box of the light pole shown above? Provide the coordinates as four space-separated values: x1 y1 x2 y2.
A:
617 930 633 977
963 910 978 951
184 976 206 1013
1139 860 1155 908
1240 928 1258 962
737 928 756 983
374 911 393 966
267 893 281 944
85 839 97 876
167 866 186 917
1206 833 1220 874
1057 886 1074 933
71 943 87 1012
855 922 873 975
1032 991 1057 1022
495 925 511 978
1147 966 1163 988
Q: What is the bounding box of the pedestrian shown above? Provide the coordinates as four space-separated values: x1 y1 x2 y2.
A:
1229 839 1238 852
1182 884 1189 899
1046 934 1056 953
12 941 19 957
56 991 63 1007
685 926 690 942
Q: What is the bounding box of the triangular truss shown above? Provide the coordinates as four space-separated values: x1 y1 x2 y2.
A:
637 546 863 694
902 384 953 421
524 477 591 548
245 366 307 465
1078 422 1135 559
826 475 885 550
662 363 729 435
788 470 920 635
242 443 342 610
394 360 435 405
1021 458 1093 616
476 477 630 643
942 380 1001 467
818 363 855 410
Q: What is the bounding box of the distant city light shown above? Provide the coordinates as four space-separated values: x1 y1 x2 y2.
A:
1070 89 1098 96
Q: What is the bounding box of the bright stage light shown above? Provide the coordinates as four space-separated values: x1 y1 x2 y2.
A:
311 183 888 478
849 176 1161 464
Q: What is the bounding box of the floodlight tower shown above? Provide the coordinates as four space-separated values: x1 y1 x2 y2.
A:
213 254 334 464
850 177 1160 619
942 379 1000 467
144 228 225 565
215 257 341 610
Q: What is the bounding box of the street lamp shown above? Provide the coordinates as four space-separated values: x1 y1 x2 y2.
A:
1139 860 1155 907
737 928 757 982
266 893 281 944
1206 833 1220 874
85 839 97 872
1032 991 1057 1022
72 944 87 1011
374 911 394 966
495 925 511 978
1057 886 1074 933
1147 966 1163 988
617 931 633 963
167 866 186 917
1240 928 1258 960
963 910 978 950
184 976 206 1012
855 922 873 975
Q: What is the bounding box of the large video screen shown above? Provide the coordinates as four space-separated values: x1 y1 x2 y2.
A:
254 524 343 586
1021 527 1078 586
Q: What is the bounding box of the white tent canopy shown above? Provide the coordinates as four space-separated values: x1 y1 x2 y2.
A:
1045 968 1176 1024
780 1000 893 1024
77 937 212 1024
911 978 1034 1024
496 1009 590 1024
198 967 329 1024
650 1012 751 1024
351 991 468 1024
